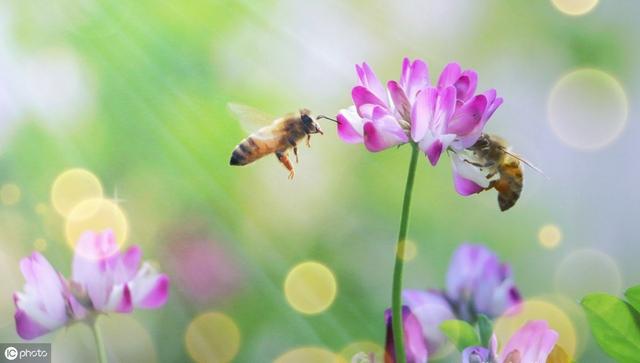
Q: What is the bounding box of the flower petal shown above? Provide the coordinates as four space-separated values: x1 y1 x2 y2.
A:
337 106 364 144
447 95 487 136
453 172 485 196
363 111 409 152
352 86 387 118
14 307 53 340
411 87 437 142
499 321 558 363
403 290 456 356
454 70 478 102
402 59 429 102
437 62 462 88
356 62 387 104
130 263 170 309
385 306 428 363
388 80 411 121
461 346 491 363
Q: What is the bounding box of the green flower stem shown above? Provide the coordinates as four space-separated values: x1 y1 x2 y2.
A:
91 317 108 363
391 143 420 363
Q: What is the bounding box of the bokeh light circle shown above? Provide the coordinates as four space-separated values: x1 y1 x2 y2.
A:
274 347 344 363
401 240 417 261
338 341 383 363
284 261 337 315
51 168 103 217
554 248 622 300
551 0 599 16
538 224 562 249
65 198 128 256
494 299 577 359
185 312 241 363
0 184 21 205
548 69 628 150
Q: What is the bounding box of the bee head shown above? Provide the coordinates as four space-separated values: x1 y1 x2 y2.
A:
300 109 323 135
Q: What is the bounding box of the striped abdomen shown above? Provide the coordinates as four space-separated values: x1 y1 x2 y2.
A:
229 132 280 166
494 158 523 211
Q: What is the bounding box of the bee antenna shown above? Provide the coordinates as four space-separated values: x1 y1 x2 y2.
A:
316 115 338 123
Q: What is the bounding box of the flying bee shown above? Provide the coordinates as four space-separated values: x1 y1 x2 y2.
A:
228 104 324 179
461 134 543 211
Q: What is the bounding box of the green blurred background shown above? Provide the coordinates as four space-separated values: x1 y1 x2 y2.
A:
0 0 638 362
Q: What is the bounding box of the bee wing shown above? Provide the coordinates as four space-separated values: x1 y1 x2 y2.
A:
227 102 275 133
501 148 548 178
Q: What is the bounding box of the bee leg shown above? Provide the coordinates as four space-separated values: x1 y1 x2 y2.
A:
275 151 295 179
293 146 299 163
306 134 311 147
288 137 299 163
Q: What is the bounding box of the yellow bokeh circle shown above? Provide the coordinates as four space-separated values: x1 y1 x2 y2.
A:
274 347 344 363
548 68 628 150
494 299 577 359
65 198 128 256
401 240 418 261
185 312 241 363
51 168 103 217
284 261 337 315
551 0 599 16
1 184 21 205
538 224 562 249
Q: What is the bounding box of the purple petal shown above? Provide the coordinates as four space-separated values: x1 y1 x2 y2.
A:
356 62 387 103
403 59 430 102
461 346 491 363
352 86 387 118
14 307 52 340
425 139 443 166
453 172 485 196
432 86 456 132
122 246 142 281
363 112 408 152
437 63 462 88
337 107 364 144
454 70 478 102
403 290 456 356
385 306 428 363
388 80 411 121
410 87 437 142
500 321 558 363
447 95 488 136
131 264 170 309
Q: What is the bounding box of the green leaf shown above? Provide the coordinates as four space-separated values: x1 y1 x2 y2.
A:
440 319 480 352
625 285 640 314
581 293 640 363
476 314 493 348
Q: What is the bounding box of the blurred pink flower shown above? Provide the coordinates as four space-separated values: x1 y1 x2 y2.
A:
165 238 242 304
72 230 169 312
446 244 521 321
13 252 80 339
462 320 558 363
337 58 502 165
13 230 169 340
